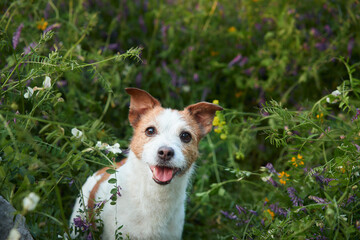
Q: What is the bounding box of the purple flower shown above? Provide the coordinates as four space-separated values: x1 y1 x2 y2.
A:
23 42 37 55
354 144 360 152
12 23 24 49
287 187 304 206
348 38 355 58
44 23 61 33
249 210 258 216
346 195 355 205
236 205 246 215
265 163 277 174
220 210 237 220
269 203 287 217
87 232 93 240
308 196 330 205
228 54 242 68
193 73 199 82
315 41 328 51
351 108 360 122
73 216 92 232
267 177 278 187
239 56 248 67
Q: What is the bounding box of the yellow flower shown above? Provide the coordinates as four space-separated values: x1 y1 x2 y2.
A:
37 18 48 31
265 197 269 203
266 209 275 220
213 116 220 126
214 128 221 133
211 51 219 56
278 171 290 185
290 155 304 167
220 133 227 140
212 99 219 105
228 26 236 33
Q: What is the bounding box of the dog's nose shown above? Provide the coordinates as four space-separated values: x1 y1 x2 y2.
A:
157 146 175 161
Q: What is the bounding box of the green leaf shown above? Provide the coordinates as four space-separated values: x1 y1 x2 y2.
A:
108 178 117 184
106 169 116 174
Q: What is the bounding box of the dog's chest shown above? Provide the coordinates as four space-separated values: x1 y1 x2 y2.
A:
99 162 186 239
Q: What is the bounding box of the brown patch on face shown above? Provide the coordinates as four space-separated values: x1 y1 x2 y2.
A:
87 159 127 225
178 110 202 175
129 106 164 159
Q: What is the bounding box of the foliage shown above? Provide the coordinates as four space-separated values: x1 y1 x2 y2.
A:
1 0 360 239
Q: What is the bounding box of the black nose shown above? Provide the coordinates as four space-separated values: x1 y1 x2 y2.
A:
157 146 175 161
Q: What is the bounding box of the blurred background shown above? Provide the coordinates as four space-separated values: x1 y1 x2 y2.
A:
1 0 360 239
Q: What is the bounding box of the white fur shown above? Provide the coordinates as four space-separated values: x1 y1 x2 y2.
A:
70 109 195 239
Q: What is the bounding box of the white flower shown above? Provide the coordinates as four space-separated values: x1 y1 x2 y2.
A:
71 128 83 139
331 90 341 96
326 90 341 103
7 228 21 240
43 76 51 88
107 143 122 154
95 141 122 154
23 87 34 99
22 192 40 211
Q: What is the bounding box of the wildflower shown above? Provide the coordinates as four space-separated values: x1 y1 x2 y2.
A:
267 177 278 187
236 205 247 215
338 166 346 173
265 163 277 174
228 26 236 33
290 154 304 167
287 187 303 206
228 54 242 67
71 128 83 139
95 141 122 154
326 90 341 103
264 197 269 205
73 216 92 232
106 143 122 154
12 23 24 49
308 195 330 205
212 99 219 105
352 108 360 122
43 76 51 88
266 209 275 220
23 42 37 55
269 203 287 217
278 171 290 185
43 23 61 33
210 51 219 56
220 210 237 220
37 18 48 31
22 192 40 211
7 228 21 240
354 144 360 152
212 116 220 126
24 87 34 99
220 133 227 140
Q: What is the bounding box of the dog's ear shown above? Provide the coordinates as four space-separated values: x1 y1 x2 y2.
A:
185 102 223 138
125 88 161 127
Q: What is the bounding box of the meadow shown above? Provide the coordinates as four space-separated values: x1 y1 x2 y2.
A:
1 0 360 239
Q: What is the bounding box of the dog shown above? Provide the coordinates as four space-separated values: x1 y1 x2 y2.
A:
69 88 222 239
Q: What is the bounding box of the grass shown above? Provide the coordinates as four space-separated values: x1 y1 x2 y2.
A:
1 0 360 239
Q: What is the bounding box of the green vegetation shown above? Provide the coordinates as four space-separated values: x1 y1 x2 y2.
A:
1 0 359 239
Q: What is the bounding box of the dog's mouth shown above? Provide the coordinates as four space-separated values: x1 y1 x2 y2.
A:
149 165 180 185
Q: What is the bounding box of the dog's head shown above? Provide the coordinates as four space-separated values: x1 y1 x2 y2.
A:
126 88 222 185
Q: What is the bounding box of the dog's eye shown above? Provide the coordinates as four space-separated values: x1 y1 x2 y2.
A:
180 131 192 143
145 127 156 137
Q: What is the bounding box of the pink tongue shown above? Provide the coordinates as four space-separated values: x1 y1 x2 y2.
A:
153 166 174 182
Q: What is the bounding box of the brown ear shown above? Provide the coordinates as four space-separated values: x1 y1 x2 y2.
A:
185 102 223 137
125 88 161 127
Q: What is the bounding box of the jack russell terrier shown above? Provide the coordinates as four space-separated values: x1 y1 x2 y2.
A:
70 88 222 239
